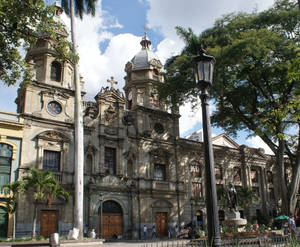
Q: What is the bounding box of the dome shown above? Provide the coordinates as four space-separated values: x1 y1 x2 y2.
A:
131 33 161 69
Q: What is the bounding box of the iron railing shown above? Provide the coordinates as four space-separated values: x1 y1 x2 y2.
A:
139 235 299 247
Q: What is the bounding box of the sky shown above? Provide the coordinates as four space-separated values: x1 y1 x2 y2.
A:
0 0 277 154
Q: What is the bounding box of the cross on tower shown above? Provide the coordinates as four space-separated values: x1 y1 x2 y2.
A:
107 76 118 89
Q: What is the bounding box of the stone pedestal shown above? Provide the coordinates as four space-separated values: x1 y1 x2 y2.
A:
224 211 247 226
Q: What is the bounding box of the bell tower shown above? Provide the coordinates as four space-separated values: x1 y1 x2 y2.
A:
15 2 83 123
123 33 166 111
123 34 179 140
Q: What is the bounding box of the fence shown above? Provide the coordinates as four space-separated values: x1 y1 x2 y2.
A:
140 235 300 247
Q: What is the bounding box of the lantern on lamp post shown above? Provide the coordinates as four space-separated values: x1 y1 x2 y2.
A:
193 48 221 247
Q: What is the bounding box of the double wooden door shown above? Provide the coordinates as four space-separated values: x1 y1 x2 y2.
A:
155 212 168 237
40 210 58 238
98 213 123 239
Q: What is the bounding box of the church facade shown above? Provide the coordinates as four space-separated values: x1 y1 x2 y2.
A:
0 15 279 239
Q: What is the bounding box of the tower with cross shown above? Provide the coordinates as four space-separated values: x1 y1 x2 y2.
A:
107 76 118 89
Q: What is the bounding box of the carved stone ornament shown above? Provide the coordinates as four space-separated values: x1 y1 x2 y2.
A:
84 106 98 124
37 130 70 142
102 175 121 187
149 59 162 68
122 111 135 126
104 105 117 123
125 62 133 73
149 147 169 163
152 200 172 209
41 89 69 100
104 126 118 135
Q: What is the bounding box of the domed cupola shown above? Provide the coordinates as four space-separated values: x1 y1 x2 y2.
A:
124 33 166 111
130 33 162 70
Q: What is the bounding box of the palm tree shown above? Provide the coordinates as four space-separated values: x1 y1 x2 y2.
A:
22 168 69 238
60 0 97 239
2 181 23 215
175 26 203 56
2 181 24 238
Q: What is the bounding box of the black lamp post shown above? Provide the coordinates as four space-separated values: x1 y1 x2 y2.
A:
193 49 221 247
99 193 103 239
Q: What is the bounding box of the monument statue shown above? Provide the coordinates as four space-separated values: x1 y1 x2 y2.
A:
227 183 238 212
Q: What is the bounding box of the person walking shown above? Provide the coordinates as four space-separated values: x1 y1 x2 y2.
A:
143 225 147 239
175 225 179 238
288 214 296 236
168 225 171 238
152 225 158 238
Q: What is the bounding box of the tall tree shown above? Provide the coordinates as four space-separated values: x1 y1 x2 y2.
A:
60 0 97 239
158 0 300 214
0 0 74 86
22 169 69 238
2 181 24 238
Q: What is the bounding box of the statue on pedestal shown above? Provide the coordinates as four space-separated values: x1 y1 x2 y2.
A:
227 183 238 212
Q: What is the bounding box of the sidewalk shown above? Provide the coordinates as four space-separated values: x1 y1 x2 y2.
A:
0 238 183 247
0 239 104 247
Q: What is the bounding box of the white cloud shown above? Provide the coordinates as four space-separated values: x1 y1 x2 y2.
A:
179 102 202 135
61 3 142 101
146 0 275 40
246 136 274 155
156 38 184 65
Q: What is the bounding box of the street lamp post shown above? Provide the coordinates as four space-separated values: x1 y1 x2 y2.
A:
193 48 221 247
99 193 103 239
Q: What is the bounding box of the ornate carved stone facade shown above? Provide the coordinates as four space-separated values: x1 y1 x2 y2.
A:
11 32 279 239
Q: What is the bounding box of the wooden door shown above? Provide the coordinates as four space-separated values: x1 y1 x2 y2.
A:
155 212 168 237
40 210 58 238
98 213 123 239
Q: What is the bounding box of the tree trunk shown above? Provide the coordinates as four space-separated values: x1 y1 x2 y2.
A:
276 139 289 214
70 0 84 239
32 203 37 238
288 125 300 214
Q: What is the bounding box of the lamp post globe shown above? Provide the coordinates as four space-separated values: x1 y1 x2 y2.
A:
193 48 221 247
193 48 215 87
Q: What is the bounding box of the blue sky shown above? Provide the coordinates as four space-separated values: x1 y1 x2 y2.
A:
0 0 278 153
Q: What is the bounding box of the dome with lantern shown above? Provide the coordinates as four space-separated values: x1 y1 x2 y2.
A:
130 33 162 69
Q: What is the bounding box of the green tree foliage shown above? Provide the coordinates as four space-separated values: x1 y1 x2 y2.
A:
237 187 259 209
2 181 24 215
158 0 300 214
21 168 69 237
61 0 97 19
0 0 75 86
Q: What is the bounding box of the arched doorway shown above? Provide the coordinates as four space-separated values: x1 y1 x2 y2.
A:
0 206 8 238
98 200 123 239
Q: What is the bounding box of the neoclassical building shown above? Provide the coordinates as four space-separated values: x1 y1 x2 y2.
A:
0 111 24 238
0 8 279 239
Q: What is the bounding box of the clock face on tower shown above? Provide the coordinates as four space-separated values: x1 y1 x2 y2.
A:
47 101 62 115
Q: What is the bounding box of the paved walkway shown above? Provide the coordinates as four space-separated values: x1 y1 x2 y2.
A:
0 239 186 247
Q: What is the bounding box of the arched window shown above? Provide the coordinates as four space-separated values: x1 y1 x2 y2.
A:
50 61 61 82
190 161 201 178
0 206 8 238
0 144 12 193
